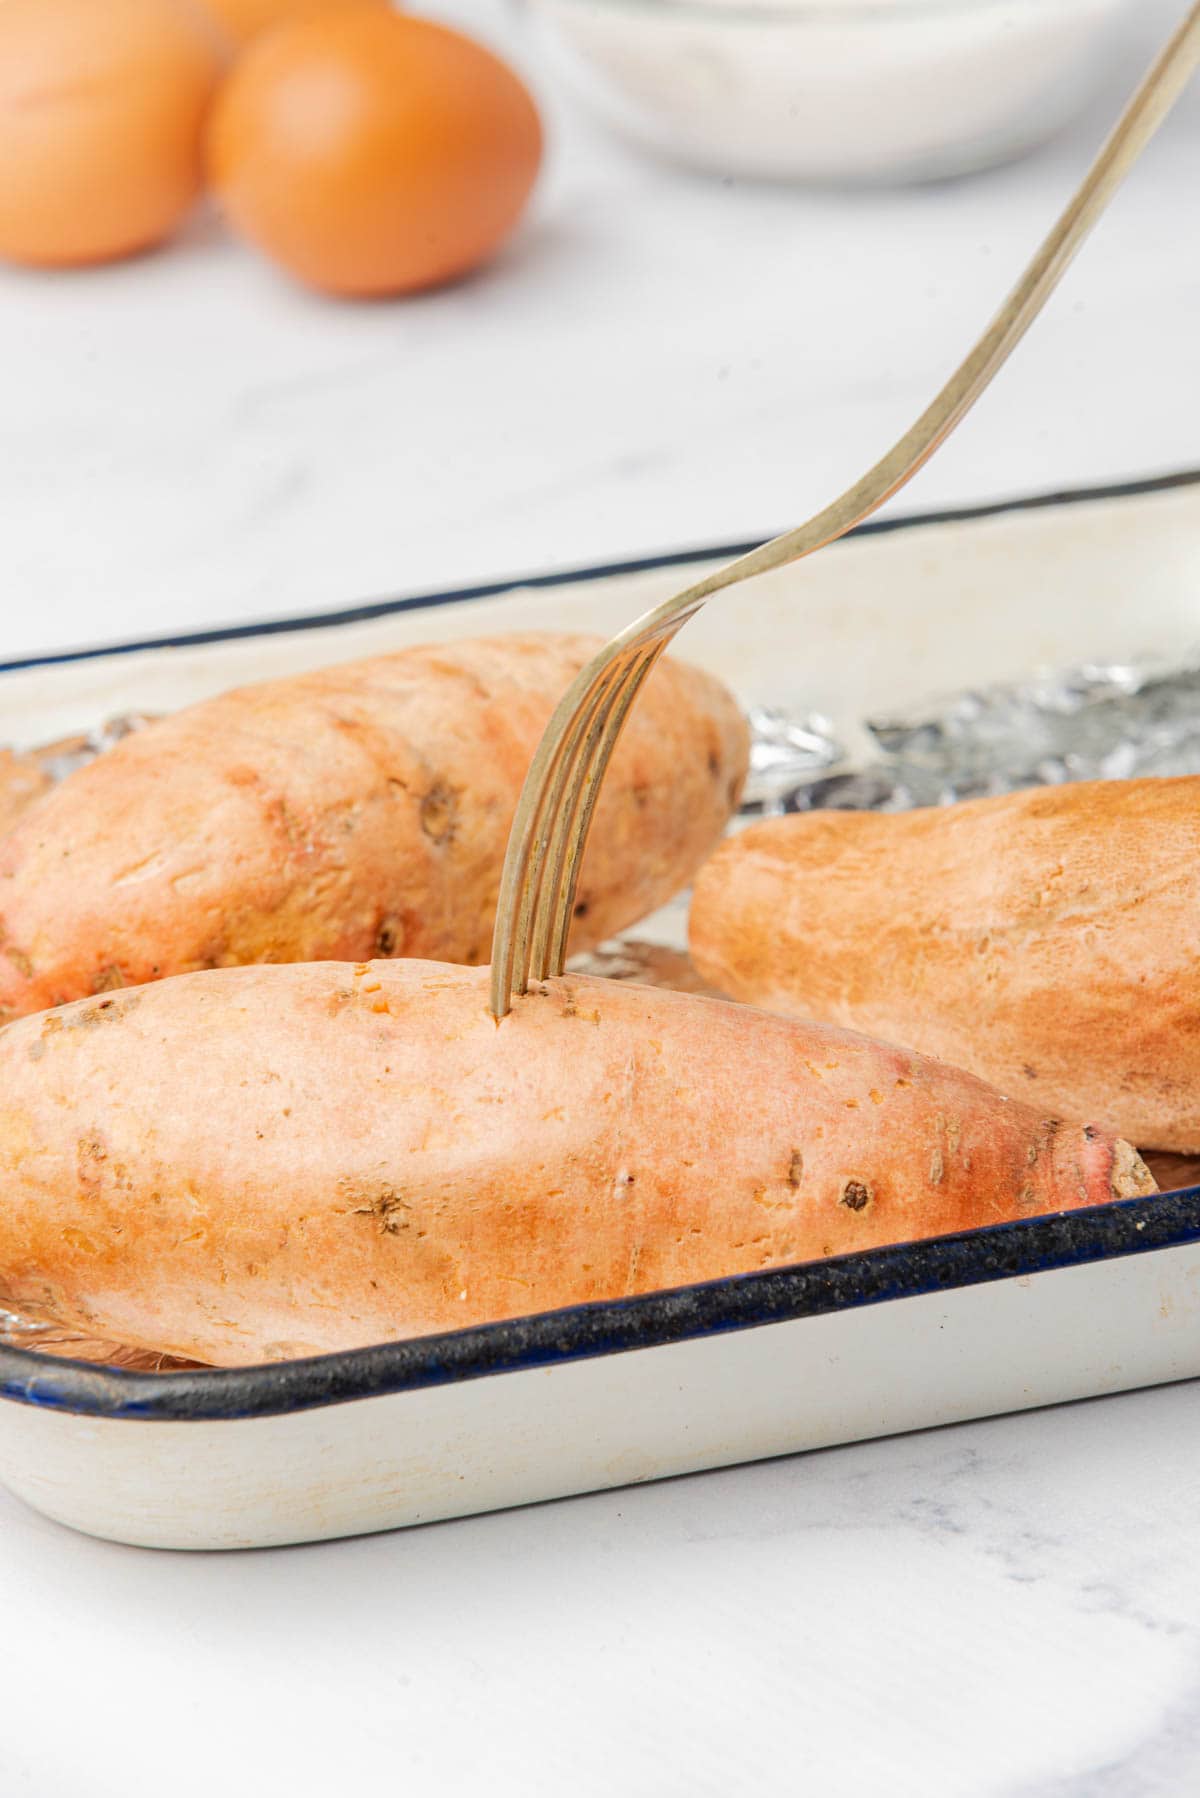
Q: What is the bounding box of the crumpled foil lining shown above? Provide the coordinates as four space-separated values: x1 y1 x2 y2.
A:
4 654 1200 1369
0 1307 203 1372
741 655 1200 816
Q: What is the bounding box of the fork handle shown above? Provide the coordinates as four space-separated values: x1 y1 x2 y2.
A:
631 0 1200 635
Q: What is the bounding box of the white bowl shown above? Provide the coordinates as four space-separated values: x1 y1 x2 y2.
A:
530 0 1139 182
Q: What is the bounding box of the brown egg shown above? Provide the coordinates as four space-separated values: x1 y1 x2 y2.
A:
202 0 390 47
0 0 225 269
206 9 543 297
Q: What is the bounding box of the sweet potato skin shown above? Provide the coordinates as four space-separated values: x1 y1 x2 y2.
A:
0 634 748 1019
689 777 1200 1152
0 749 51 836
0 960 1152 1365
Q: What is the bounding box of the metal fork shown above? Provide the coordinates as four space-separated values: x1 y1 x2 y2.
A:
489 1 1200 1020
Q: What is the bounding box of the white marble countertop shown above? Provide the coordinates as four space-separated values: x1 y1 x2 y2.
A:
1 0 1197 664
2 1380 1200 1797
2 2 1200 1792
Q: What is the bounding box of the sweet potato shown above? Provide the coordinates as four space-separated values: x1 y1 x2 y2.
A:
0 633 748 1020
689 777 1200 1152
0 748 51 836
0 960 1153 1365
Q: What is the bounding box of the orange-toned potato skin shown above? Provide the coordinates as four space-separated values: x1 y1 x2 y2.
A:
0 960 1153 1365
0 634 747 1020
206 9 542 296
0 751 51 837
690 778 1200 1153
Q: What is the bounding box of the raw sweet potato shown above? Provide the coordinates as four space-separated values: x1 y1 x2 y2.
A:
0 633 748 1020
689 777 1200 1152
0 960 1153 1365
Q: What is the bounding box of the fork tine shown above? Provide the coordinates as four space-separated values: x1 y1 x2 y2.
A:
538 643 668 981
526 648 645 980
490 650 635 1015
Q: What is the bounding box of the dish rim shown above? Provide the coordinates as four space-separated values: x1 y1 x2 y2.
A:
3 467 1196 677
2 466 1198 1424
3 1189 1199 1422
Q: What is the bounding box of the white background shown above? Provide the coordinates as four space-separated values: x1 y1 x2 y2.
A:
2 0 1200 1792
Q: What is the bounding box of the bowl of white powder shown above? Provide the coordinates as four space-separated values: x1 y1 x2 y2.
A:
529 0 1140 182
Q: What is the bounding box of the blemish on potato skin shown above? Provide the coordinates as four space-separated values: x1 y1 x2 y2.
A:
54 992 140 1034
376 917 404 957
929 1149 944 1185
6 947 32 979
75 1132 109 1197
787 1149 804 1188
347 1183 411 1235
91 964 126 995
420 780 459 844
840 1180 872 1212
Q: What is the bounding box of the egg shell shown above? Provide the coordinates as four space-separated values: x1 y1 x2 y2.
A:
206 8 543 297
0 0 225 269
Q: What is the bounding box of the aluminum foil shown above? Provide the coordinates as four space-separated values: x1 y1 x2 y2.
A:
0 1306 200 1372
768 658 1200 815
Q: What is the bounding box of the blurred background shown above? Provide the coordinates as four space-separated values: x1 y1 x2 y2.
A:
0 0 1195 663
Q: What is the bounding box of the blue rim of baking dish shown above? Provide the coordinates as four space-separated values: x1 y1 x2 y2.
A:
1 465 1198 1421
1 465 1197 674
2 1187 1200 1421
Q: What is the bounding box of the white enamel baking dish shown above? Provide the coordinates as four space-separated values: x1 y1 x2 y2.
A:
2 470 1199 1552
